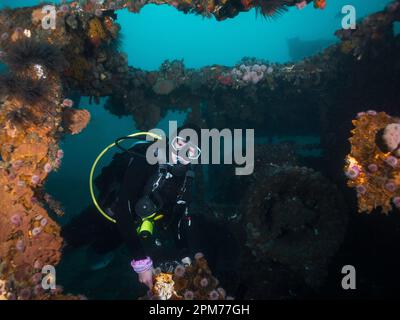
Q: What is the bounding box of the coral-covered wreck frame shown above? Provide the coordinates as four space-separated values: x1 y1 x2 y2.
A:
0 0 400 300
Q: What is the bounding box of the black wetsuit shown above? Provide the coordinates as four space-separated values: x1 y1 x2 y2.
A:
61 141 195 267
61 141 239 285
102 142 193 261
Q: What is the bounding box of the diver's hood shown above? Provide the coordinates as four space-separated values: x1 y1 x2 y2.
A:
156 145 190 177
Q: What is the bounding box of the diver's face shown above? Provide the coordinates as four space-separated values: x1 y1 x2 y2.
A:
175 139 197 157
171 139 196 165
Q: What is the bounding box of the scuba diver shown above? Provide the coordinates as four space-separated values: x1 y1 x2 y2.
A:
112 124 201 289
62 124 202 290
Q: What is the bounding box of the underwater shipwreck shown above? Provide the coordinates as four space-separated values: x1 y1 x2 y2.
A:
0 0 400 300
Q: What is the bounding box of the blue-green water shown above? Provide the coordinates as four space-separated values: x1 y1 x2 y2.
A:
121 1 390 69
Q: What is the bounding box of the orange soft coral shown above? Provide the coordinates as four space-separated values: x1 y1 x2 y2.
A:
62 108 91 135
87 17 108 47
0 37 85 299
314 0 326 10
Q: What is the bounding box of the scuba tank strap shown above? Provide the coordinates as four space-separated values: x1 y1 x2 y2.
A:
150 147 171 193
176 166 195 240
150 164 169 207
177 206 191 240
176 166 195 204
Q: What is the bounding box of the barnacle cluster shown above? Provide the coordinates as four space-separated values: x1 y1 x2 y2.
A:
345 111 400 214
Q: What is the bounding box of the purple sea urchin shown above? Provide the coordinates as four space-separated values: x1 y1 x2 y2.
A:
44 163 52 173
10 214 22 226
31 175 40 185
174 265 185 277
15 239 25 251
209 290 219 300
32 227 42 236
200 277 208 287
194 252 204 260
184 290 194 300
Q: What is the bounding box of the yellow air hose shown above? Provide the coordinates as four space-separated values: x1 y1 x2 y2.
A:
89 131 163 223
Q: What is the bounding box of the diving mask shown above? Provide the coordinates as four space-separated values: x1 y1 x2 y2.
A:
171 136 201 161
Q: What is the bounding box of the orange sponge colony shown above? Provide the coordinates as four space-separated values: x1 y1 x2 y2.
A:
345 111 400 214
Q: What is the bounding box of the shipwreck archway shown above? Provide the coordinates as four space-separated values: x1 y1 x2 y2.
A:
0 0 400 300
